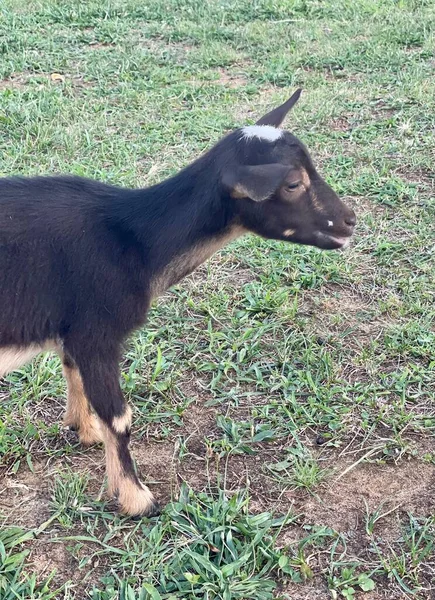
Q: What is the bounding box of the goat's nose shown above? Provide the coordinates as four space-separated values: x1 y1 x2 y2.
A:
344 211 356 228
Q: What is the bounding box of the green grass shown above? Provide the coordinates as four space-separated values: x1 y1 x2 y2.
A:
1 0 434 598
0 526 59 599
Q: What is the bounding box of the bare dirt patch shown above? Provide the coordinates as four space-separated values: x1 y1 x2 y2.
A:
280 583 330 600
347 195 386 218
30 542 76 591
370 99 397 120
279 458 435 598
0 468 51 529
299 65 365 83
138 37 197 64
187 251 256 289
329 116 352 131
301 283 390 353
0 73 28 90
140 38 196 53
87 41 115 50
299 457 435 548
0 72 94 91
0 449 103 528
214 67 249 88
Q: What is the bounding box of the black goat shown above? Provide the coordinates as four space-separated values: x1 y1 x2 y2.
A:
0 90 356 515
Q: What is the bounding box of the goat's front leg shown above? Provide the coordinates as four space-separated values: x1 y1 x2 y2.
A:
65 348 159 517
61 353 103 446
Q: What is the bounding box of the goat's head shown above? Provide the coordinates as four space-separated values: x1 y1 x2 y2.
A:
222 90 356 250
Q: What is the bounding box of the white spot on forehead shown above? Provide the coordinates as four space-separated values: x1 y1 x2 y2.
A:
241 125 283 142
327 220 334 227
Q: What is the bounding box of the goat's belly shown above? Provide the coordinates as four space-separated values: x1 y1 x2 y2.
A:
0 340 57 378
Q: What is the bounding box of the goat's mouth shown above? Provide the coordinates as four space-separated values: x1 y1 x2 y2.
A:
315 230 352 250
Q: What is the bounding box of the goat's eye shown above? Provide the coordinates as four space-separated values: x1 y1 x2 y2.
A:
286 182 300 191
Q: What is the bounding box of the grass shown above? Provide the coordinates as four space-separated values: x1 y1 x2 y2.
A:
0 0 434 598
0 526 59 599
84 484 294 599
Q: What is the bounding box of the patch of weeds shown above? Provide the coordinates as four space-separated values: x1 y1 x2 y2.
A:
403 515 435 573
50 468 91 529
0 415 63 475
328 565 377 599
266 444 328 492
363 500 401 537
72 484 295 599
383 321 435 362
208 415 275 457
371 514 435 596
0 526 59 599
89 582 168 599
350 172 419 207
281 525 338 583
240 284 289 316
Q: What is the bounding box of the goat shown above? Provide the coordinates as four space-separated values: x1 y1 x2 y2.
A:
0 90 356 516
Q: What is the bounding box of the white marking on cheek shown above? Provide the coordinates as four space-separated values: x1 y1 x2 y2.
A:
284 229 295 237
241 125 283 142
327 220 334 227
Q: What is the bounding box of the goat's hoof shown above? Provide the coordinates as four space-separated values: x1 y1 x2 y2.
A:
63 414 78 431
63 414 104 446
146 499 161 518
116 482 159 518
130 500 160 520
62 424 102 446
65 423 78 432
78 431 103 447
78 417 104 446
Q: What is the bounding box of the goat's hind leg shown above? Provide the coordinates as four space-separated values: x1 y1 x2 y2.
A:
61 353 103 446
65 349 158 517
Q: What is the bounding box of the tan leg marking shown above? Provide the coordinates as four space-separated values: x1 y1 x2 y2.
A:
62 364 103 446
112 405 132 434
103 425 156 516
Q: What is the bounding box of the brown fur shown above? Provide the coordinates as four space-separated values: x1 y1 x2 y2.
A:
301 168 325 213
62 363 103 446
102 425 156 515
301 168 311 189
150 225 245 297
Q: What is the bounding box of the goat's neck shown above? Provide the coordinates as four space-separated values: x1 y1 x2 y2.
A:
126 166 245 297
149 222 244 298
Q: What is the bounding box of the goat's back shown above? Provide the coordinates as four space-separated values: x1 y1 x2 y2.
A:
0 176 150 348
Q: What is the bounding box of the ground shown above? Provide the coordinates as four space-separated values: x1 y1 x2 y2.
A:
0 0 434 599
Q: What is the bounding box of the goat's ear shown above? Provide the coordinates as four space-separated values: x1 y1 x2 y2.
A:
222 164 290 202
256 88 302 127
